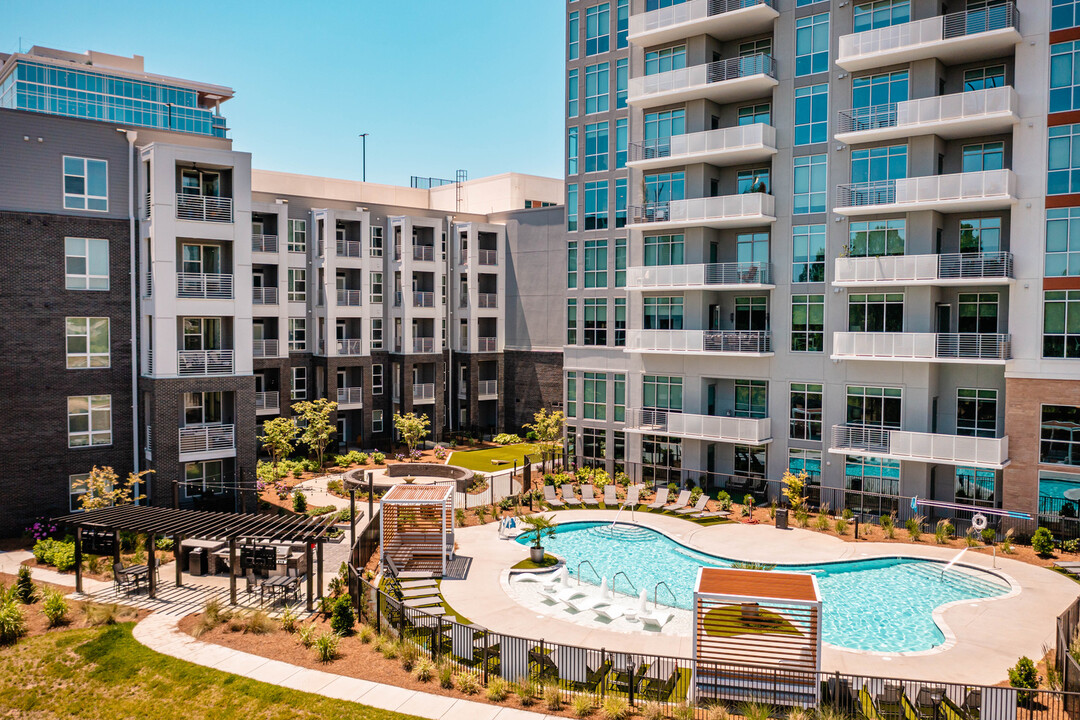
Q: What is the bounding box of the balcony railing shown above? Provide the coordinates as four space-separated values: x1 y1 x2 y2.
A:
834 252 1013 286
413 291 435 308
179 424 236 455
337 289 362 306
628 54 777 106
337 386 364 406
337 339 364 356
459 293 469 308
627 261 771 289
337 240 362 258
626 408 772 444
629 0 776 42
252 339 278 357
252 286 279 304
252 234 278 253
629 193 774 228
142 192 151 220
835 170 1015 213
177 272 234 300
413 337 435 353
478 379 498 397
837 87 1018 137
626 329 772 354
255 391 279 413
413 245 435 262
177 349 234 376
175 193 233 223
479 249 498 266
414 383 436 401
629 123 776 165
832 332 1011 362
477 337 498 352
143 272 152 298
831 424 1009 468
478 293 498 308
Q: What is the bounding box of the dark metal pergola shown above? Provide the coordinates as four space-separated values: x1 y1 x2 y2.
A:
51 505 336 611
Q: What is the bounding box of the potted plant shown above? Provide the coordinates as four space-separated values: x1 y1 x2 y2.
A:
521 514 557 564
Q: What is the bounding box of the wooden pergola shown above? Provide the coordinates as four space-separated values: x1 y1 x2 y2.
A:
691 567 822 708
379 484 454 577
51 505 335 611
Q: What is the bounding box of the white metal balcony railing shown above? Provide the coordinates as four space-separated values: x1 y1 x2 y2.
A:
252 339 278 357
143 272 152 298
252 234 278 253
175 193 234 223
413 337 435 353
629 0 776 41
337 289 362 306
478 293 498 308
629 123 776 164
477 336 498 352
630 193 774 227
252 286 279 304
414 383 436 401
838 3 1019 70
337 386 364 406
142 192 151 220
479 249 498 266
177 349 234 376
628 54 777 103
413 245 435 262
337 240 362 258
834 251 1013 285
627 408 772 444
837 87 1017 137
627 329 772 354
413 291 435 308
176 272 234 300
478 379 498 397
627 261 771 289
836 170 1015 212
831 332 1011 362
831 424 1009 468
179 424 236 455
338 338 364 356
255 391 280 412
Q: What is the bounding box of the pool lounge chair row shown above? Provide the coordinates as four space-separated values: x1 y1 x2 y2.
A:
645 488 729 519
543 483 640 508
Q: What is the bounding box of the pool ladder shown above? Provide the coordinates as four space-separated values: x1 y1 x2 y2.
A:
612 571 638 599
654 581 676 609
577 560 602 586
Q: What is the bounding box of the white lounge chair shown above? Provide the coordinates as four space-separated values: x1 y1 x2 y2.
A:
645 488 669 509
625 484 641 507
664 490 692 512
540 584 589 605
564 578 612 612
561 484 583 507
603 485 618 506
639 607 674 629
580 484 599 506
541 566 571 592
591 603 627 621
676 495 709 515
543 484 565 508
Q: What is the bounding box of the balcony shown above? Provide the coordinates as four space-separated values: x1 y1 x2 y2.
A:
337 240 362 258
628 54 778 109
831 332 1010 363
830 424 1009 469
252 339 278 358
626 329 772 356
836 87 1018 144
627 261 772 291
143 272 152 298
337 289 362 306
628 123 776 171
477 336 498 352
413 292 435 308
834 252 1014 287
413 337 435 353
177 349 234 376
414 383 436 403
479 249 498 266
626 408 772 445
834 170 1016 216
177 272 233 300
338 338 364 356
629 0 778 47
178 424 236 459
252 286 279 304
628 193 775 231
837 3 1020 72
413 246 435 262
337 386 364 408
252 234 278 253
478 293 498 309
255 391 279 414
478 379 498 398
175 193 233 223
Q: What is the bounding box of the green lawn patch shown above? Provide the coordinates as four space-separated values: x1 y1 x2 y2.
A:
702 605 803 638
512 554 559 570
0 623 423 719
447 443 540 473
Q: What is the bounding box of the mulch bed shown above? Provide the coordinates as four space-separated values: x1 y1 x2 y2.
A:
0 571 149 640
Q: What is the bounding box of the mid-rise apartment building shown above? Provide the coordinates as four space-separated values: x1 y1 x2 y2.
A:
563 0 1080 524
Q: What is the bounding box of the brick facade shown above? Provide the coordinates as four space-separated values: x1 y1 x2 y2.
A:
503 350 564 431
1003 377 1080 513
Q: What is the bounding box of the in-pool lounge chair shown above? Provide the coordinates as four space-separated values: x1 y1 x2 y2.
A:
543 484 565 508
603 485 618 506
639 606 674 630
645 488 669 509
676 495 709 515
580 484 600 506
664 490 691 512
539 583 589 605
561 484 583 507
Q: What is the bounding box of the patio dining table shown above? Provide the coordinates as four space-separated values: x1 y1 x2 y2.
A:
260 575 301 606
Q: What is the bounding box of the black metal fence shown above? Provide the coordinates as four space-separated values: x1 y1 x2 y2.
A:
1058 597 1080 709
351 508 381 570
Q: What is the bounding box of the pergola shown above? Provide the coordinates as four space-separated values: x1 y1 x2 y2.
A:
691 567 822 708
51 505 335 611
379 484 454 577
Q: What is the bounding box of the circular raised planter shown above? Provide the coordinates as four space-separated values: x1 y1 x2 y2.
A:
345 462 474 493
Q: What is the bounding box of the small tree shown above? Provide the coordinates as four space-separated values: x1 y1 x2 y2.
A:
780 470 809 513
260 417 299 480
72 466 150 511
525 408 565 473
520 514 557 549
393 412 431 457
292 398 338 470
1033 527 1056 556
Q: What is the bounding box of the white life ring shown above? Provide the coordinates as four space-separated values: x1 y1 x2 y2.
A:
971 513 988 531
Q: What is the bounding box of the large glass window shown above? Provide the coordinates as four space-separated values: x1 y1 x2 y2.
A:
852 71 908 109
614 374 626 422
962 142 1004 172
567 242 577 289
584 239 608 288
65 237 109 290
735 296 768 330
735 379 768 418
958 293 999 333
845 456 900 495
568 69 579 118
287 268 306 302
737 232 769 265
62 156 108 211
1049 124 1080 195
568 10 579 60
1054 0 1080 31
848 219 905 256
1042 405 1080 466
738 169 770 194
1045 290 1080 358
615 118 627 169
68 395 111 447
790 383 823 441
644 296 684 330
644 235 684 266
567 127 579 176
793 154 827 214
852 145 907 183
795 13 830 76
794 84 828 145
66 317 110 368
643 375 682 411
567 299 577 345
585 63 610 114
617 0 629 48
288 318 306 352
1047 208 1080 276
645 46 686 75
955 467 996 507
642 436 681 486
582 428 606 466
583 372 606 419
615 180 627 229
644 172 685 204
964 65 1005 91
567 183 578 231
370 271 383 304
614 298 626 347
737 103 771 126
643 109 685 156
584 181 608 230
959 217 1000 253
585 3 610 56
791 295 825 352
847 386 902 428
616 58 628 109
287 219 306 253
615 237 626 286
853 0 910 32
1052 41 1080 114
957 388 997 438
566 372 576 418
734 445 767 478
584 122 609 173
788 448 822 483
793 225 826 282
849 293 904 332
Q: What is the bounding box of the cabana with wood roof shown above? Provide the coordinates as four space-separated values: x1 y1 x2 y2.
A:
692 567 822 708
51 505 336 611
379 484 454 578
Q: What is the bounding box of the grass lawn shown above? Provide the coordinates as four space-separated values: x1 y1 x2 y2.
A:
0 622 424 719
511 554 558 570
447 443 540 473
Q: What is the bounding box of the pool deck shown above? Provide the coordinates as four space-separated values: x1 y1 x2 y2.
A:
440 509 1080 685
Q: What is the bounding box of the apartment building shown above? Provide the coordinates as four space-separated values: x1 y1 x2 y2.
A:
563 0 1080 523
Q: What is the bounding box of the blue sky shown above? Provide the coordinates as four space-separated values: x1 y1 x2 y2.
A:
2 1 565 185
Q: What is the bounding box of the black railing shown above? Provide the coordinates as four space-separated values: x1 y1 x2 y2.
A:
351 507 381 570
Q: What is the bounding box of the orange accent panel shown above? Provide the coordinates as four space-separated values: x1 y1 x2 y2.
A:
1047 195 1080 209
1044 277 1080 291
1051 28 1080 43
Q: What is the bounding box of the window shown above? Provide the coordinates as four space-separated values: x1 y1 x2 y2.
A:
370 318 383 350
614 374 626 422
68 394 111 447
287 268 306 302
793 225 826 282
793 155 827 214
737 231 769 266
365 226 381 259
566 426 577 458
567 241 578 289
957 389 997 438
615 118 627 169
288 318 306 352
645 46 686 76
734 445 767 478
1049 125 1080 195
287 219 307 253
794 84 828 145
958 293 999 333
737 169 770 194
65 237 109 290
66 317 109 368
616 58 628 109
567 183 578 231
568 69 579 118
848 219 905 256
1046 208 1080 276
292 367 307 400
582 428 606 466
735 297 765 329
790 383 823 440
964 65 1005 91
585 63 609 114
795 13 829 76
849 293 904 332
644 172 685 204
372 409 384 433
585 3 610 55
643 375 682 411
735 379 768 418
740 39 772 56
185 392 222 426
852 145 907 183
644 296 684 329
567 372 577 418
615 237 626 287
68 473 92 511
568 127 579 175
1045 290 1080 358
1052 42 1080 114
845 456 900 495
584 122 609 173
583 372 606 420
852 71 908 109
791 295 825 352
645 235 684 266
183 317 221 350
962 142 1004 173
568 10 579 60
63 156 107 211
1054 0 1080 31
617 0 629 48
642 436 681 485
369 271 383 304
615 179 627 229
372 364 383 395
584 298 608 345
584 239 608 288
614 298 626 347
853 0 910 32
567 299 578 345
584 181 608 230
847 386 902 428
788 449 822 483
643 109 685 156
184 461 224 498
737 104 771 126
1042 405 1080 466
956 467 996 507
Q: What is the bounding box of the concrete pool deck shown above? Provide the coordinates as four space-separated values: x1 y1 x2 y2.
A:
440 509 1080 685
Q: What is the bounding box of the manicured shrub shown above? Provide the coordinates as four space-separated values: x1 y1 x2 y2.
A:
455 670 481 695
313 632 339 662
413 657 435 682
0 599 27 645
493 433 521 445
292 490 307 513
42 589 69 627
485 676 509 702
15 566 36 604
1033 527 1055 556
572 694 595 717
1008 656 1040 704
371 451 386 465
599 697 629 720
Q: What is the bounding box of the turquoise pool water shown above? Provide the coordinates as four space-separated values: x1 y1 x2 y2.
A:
515 521 1009 653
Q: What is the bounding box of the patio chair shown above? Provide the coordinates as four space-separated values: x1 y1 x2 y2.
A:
914 687 947 719
561 484 582 507
603 485 617 506
664 490 692 512
591 602 627 621
875 683 904 720
528 648 560 681
580 484 599 506
244 572 258 595
112 562 141 596
961 689 981 720
625 484 641 507
565 587 612 613
645 488 669 510
859 687 883 720
643 665 681 701
639 607 674 630
543 484 566 508
676 494 709 515
539 583 589 605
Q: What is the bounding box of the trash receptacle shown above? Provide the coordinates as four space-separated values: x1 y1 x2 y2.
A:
775 508 789 530
188 548 207 576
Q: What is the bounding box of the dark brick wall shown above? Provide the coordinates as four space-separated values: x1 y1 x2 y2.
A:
0 211 133 535
503 350 564 432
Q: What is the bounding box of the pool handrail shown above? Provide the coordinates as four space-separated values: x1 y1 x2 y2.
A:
612 571 638 599
654 580 677 609
577 559 602 586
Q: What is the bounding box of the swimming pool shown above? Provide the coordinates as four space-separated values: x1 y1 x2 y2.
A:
515 521 1010 653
